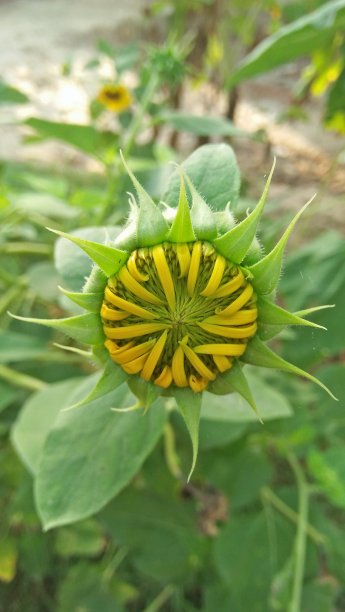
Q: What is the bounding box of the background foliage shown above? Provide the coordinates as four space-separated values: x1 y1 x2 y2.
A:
0 0 344 610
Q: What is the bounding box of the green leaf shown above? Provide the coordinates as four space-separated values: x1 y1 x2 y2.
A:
58 287 104 313
0 331 47 363
35 380 166 529
48 228 128 277
202 367 292 422
120 152 169 246
11 378 82 474
10 312 104 346
308 446 345 508
0 381 20 413
214 159 275 262
25 117 117 157
13 192 79 219
186 174 217 240
57 563 125 612
0 80 28 105
163 144 241 212
174 387 202 480
157 111 246 136
228 0 345 87
249 196 314 294
242 336 337 400
54 519 106 558
167 172 196 243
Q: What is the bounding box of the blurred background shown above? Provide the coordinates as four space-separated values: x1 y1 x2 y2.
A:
0 0 344 610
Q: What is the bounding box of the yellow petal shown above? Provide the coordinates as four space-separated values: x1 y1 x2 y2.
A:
187 241 202 296
200 255 226 297
213 354 233 373
181 343 216 381
111 339 156 364
172 345 188 387
211 270 244 298
197 321 257 339
122 352 149 374
104 287 158 319
117 268 162 305
204 308 257 325
152 245 176 310
101 303 130 321
189 375 208 392
216 284 254 316
103 322 169 339
176 244 191 278
193 343 247 356
141 329 169 381
154 365 173 388
127 251 149 282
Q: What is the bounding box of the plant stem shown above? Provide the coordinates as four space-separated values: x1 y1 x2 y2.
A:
143 585 175 612
123 72 159 157
0 243 52 255
287 453 309 612
164 422 182 479
261 487 325 545
0 364 47 391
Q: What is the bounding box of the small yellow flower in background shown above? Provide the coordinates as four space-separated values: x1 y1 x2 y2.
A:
97 84 133 113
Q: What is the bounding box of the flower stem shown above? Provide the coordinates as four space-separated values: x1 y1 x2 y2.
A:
0 364 47 391
287 453 309 612
164 422 182 479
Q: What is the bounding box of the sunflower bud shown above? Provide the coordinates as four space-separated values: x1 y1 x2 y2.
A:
12 145 336 477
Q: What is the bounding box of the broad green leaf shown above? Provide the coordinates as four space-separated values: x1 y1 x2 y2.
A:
308 447 345 508
13 192 78 219
157 111 246 136
11 378 82 474
163 144 241 212
0 80 28 105
54 519 106 558
202 367 292 422
214 159 275 262
199 420 248 450
167 173 196 243
58 287 103 313
100 487 202 582
35 380 166 529
209 360 259 418
120 152 169 246
10 312 103 346
49 228 128 277
249 196 314 294
27 262 60 302
0 331 47 363
174 387 202 480
228 0 345 87
25 117 117 157
0 381 20 413
57 563 124 612
242 336 337 400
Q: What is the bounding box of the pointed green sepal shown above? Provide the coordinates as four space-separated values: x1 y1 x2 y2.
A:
64 359 127 411
174 387 201 481
185 174 217 240
220 360 261 421
167 171 196 243
214 159 275 263
120 151 169 246
248 195 315 294
242 336 337 400
54 343 93 358
127 376 162 410
294 304 334 318
258 297 327 330
10 312 103 346
58 286 103 313
214 205 236 235
47 228 128 277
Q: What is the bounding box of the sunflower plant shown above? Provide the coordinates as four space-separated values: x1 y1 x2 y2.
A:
11 143 335 530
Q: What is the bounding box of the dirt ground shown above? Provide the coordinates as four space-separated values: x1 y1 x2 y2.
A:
1 0 344 231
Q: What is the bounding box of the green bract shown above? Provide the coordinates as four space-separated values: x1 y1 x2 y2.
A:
12 144 336 479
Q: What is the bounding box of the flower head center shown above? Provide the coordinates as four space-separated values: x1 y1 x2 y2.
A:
101 242 258 392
